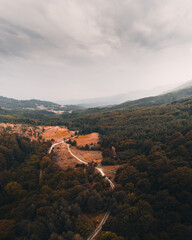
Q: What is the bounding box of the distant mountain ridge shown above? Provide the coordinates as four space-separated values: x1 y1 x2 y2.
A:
0 96 82 113
59 80 192 108
0 96 59 109
58 86 173 108
84 86 192 113
171 79 192 91
113 86 192 110
162 79 192 94
1 80 192 113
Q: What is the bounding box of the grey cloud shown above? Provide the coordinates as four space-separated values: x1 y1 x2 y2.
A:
0 0 192 101
1 0 192 60
0 18 47 58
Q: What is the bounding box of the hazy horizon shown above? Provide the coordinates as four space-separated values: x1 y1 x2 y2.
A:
1 0 192 102
0 81 187 104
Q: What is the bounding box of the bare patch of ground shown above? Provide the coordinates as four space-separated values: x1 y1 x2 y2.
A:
41 126 74 141
75 132 100 147
0 123 41 140
69 146 123 183
70 147 103 164
0 123 120 183
0 123 74 142
52 143 81 169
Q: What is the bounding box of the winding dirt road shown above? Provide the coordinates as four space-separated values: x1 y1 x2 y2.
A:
49 140 114 240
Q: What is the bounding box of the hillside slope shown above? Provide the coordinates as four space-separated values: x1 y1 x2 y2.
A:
114 86 192 110
0 96 82 112
65 98 192 240
83 86 192 113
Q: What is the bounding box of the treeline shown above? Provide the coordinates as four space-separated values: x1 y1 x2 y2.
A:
0 108 61 126
0 133 113 240
63 98 192 240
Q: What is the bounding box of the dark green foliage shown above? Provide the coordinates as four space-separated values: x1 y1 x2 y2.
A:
111 86 192 111
0 133 108 239
1 98 192 240
66 98 192 240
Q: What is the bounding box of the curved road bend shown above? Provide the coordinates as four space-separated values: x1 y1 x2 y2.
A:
49 140 115 240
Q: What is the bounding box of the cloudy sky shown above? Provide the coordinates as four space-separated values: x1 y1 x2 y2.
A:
0 0 192 102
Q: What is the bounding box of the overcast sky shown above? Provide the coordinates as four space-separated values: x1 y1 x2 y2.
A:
0 0 192 102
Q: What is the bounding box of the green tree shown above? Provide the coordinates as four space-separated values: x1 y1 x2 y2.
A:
100 231 118 240
75 215 94 237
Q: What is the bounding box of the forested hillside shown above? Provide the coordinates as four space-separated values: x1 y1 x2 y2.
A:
64 98 192 240
0 96 82 112
0 133 111 240
0 98 192 240
82 86 192 113
114 86 192 110
0 97 60 110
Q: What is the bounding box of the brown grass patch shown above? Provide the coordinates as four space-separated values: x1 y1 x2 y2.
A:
52 143 82 169
70 147 102 164
0 123 74 142
75 132 100 147
42 126 74 141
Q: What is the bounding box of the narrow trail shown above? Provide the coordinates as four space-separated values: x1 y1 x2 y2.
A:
48 139 115 240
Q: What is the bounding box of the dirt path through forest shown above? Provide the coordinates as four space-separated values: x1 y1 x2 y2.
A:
48 137 115 240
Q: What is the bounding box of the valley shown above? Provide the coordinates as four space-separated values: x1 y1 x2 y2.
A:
0 96 192 240
0 123 106 171
0 122 118 240
1 2 192 239
48 136 115 240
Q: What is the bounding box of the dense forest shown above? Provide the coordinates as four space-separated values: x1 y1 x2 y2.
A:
64 98 192 240
0 133 113 240
0 98 192 240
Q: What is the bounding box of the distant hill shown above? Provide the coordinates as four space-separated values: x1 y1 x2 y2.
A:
163 79 192 93
0 96 82 113
59 80 192 108
112 86 192 110
84 86 192 113
58 85 176 108
172 79 192 91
